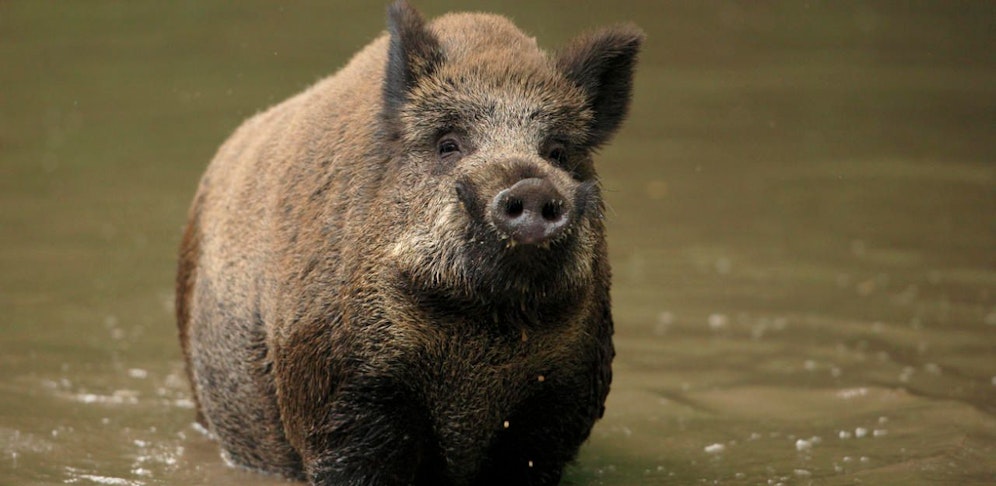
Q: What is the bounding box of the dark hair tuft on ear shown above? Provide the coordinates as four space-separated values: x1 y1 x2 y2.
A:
557 24 644 148
383 0 444 125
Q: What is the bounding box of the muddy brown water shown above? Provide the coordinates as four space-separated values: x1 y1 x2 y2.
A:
2 2 994 485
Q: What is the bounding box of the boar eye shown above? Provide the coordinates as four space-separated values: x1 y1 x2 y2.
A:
547 145 567 164
437 138 462 158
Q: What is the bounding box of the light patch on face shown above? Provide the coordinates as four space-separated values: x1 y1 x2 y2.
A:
389 198 474 289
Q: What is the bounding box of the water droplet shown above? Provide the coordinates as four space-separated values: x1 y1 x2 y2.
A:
707 313 728 330
704 443 725 454
837 387 867 399
794 438 813 451
899 366 915 383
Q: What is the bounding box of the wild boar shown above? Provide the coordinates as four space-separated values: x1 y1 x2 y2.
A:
176 1 642 484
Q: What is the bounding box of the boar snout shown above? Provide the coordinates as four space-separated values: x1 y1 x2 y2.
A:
489 177 570 245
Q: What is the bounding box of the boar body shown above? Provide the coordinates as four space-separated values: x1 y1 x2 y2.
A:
177 2 641 485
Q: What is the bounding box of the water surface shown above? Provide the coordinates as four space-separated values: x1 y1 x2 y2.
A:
2 2 994 484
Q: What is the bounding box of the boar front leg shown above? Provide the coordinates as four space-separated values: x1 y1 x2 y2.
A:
475 387 598 486
307 382 431 485
274 331 431 485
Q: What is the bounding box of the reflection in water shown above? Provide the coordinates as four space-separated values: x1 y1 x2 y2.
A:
1 2 993 485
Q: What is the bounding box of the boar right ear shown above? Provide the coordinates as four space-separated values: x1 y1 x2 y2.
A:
383 0 444 123
557 25 644 148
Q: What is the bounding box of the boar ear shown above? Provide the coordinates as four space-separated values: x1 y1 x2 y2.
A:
557 25 644 148
383 0 444 121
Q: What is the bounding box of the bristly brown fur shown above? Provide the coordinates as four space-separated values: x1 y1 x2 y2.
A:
174 193 203 427
176 1 642 485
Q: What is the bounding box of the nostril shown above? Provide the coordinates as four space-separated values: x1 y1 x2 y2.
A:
489 177 572 246
541 200 563 222
505 198 524 218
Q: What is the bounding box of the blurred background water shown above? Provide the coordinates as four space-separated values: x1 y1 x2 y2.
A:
1 1 994 484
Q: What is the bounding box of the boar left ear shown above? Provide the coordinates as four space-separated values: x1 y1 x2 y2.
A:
557 25 644 148
383 0 444 122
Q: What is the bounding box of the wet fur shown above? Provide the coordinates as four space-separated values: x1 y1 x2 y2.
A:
176 2 642 485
